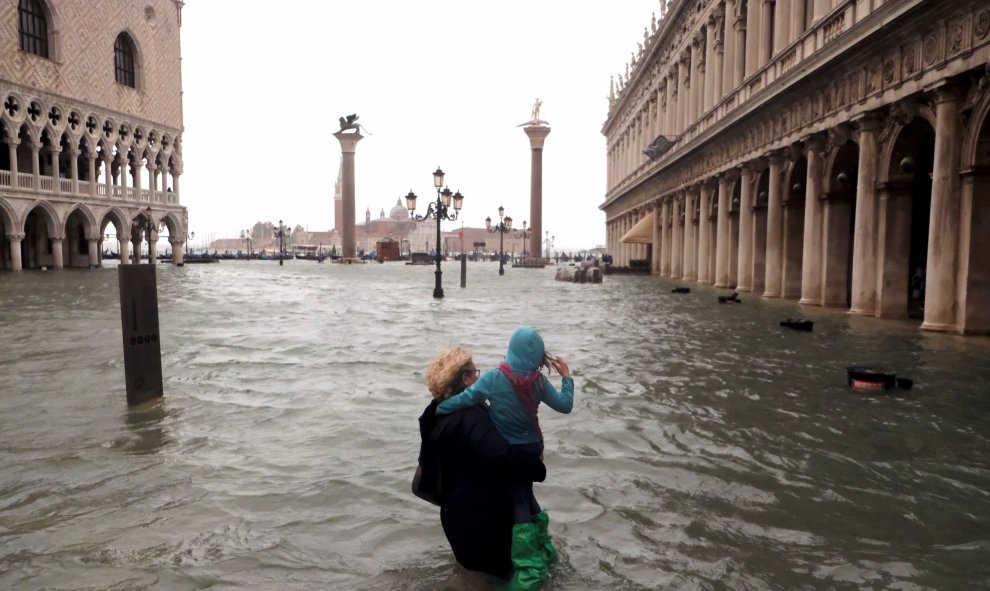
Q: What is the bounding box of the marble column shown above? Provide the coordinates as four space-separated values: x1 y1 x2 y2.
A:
49 147 61 191
922 84 965 332
849 114 882 315
745 0 761 77
170 238 184 266
524 125 550 261
790 0 807 42
763 153 784 297
88 238 99 267
684 190 697 281
333 131 364 261
713 11 725 102
118 236 130 266
691 36 703 123
103 156 112 194
660 199 671 276
5 137 18 178
671 196 683 278
704 23 716 111
750 178 768 296
148 229 158 265
678 59 689 135
733 12 747 88
30 140 41 190
759 0 774 67
957 168 990 334
652 204 662 275
68 146 79 194
665 74 676 135
800 135 825 305
736 165 754 291
8 234 23 271
697 181 714 284
875 180 912 319
773 0 790 55
715 174 732 287
87 151 97 196
782 188 805 300
51 237 64 269
723 0 738 94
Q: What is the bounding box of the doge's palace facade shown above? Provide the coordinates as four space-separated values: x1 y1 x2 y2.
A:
602 0 990 335
0 0 187 270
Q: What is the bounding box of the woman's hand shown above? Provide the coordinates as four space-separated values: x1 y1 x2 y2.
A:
552 356 570 378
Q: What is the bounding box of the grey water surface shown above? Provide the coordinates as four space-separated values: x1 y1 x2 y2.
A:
1 261 989 590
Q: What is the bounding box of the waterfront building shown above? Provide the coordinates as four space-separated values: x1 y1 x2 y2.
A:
0 0 187 270
602 0 990 335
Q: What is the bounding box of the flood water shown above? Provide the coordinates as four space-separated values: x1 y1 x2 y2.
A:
1 260 989 590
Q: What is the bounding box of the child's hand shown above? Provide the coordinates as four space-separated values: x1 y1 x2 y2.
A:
552 356 570 378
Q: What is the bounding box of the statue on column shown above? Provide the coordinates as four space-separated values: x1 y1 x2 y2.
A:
520 98 548 127
337 114 371 134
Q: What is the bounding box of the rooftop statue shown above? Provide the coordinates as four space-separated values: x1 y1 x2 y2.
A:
518 98 548 127
337 113 371 134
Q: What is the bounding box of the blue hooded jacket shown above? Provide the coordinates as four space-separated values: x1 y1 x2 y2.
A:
437 327 574 445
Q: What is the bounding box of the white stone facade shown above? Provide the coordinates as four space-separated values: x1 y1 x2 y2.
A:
1 0 187 269
603 0 990 335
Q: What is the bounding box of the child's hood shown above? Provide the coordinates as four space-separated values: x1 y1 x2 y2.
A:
503 326 545 373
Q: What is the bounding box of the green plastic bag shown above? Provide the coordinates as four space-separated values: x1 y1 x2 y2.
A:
509 522 548 590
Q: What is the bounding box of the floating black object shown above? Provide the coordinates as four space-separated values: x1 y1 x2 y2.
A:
672 287 691 294
896 378 913 390
718 292 740 303
846 366 897 390
780 318 814 332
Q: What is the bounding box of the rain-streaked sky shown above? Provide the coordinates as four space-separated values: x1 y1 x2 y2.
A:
179 1 658 250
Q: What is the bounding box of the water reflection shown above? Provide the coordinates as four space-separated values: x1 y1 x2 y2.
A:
1 262 989 590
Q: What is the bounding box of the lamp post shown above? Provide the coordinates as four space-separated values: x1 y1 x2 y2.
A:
485 206 513 276
544 230 554 260
405 166 465 299
515 220 531 262
273 219 289 266
240 229 253 260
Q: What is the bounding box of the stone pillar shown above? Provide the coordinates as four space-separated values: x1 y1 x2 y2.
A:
131 237 141 264
170 238 184 266
690 36 703 123
764 153 784 297
87 152 97 196
759 0 774 66
849 114 882 315
704 22 716 111
148 229 158 265
671 196 683 278
875 180 912 319
121 156 131 197
103 156 112 193
697 181 714 284
49 147 61 191
723 0 738 94
800 135 825 305
51 237 64 269
677 60 689 134
957 168 990 334
736 165 754 291
660 199 671 276
30 140 41 190
665 74 676 135
922 85 964 332
172 170 180 202
745 0 761 77
118 236 129 266
750 176 768 296
684 190 697 281
813 0 830 22
782 189 805 299
523 125 550 261
5 137 18 177
774 0 790 55
88 238 99 267
8 234 23 271
146 160 156 202
652 204 662 275
69 146 79 194
791 0 807 42
333 131 364 261
715 174 732 287
733 11 747 88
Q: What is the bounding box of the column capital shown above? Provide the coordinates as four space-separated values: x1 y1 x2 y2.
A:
765 149 785 166
49 234 65 241
6 232 25 241
926 79 967 104
803 132 827 154
852 111 884 133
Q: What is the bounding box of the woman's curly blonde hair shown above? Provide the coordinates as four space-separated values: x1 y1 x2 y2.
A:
426 347 473 400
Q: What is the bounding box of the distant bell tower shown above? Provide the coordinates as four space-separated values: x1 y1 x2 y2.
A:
334 157 344 235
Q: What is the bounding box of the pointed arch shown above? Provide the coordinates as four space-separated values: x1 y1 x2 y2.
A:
24 198 60 236
64 202 97 237
114 30 141 89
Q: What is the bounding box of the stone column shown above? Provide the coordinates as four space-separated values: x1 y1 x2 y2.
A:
791 0 807 42
131 236 141 264
660 199 671 276
30 140 41 190
733 11 747 88
691 36 703 123
88 238 99 267
678 59 689 134
169 238 184 266
697 180 714 283
148 229 158 265
333 131 364 262
922 84 964 332
736 165 754 291
875 180 912 319
745 0 761 77
820 190 853 307
782 187 805 300
69 146 79 194
759 0 774 67
764 152 784 297
523 125 551 261
51 237 64 269
103 156 112 193
5 137 18 177
87 151 97 196
49 147 61 192
713 20 725 103
652 204 662 275
684 190 697 281
121 156 131 197
813 0 830 22
773 0 790 55
849 114 882 315
146 160 156 202
715 174 732 287
750 177 768 296
704 22 716 111
800 135 825 305
118 235 130 266
8 233 23 271
957 168 990 334
671 196 683 278
665 74 675 135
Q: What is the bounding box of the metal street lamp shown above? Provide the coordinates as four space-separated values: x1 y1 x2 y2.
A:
544 230 554 260
485 206 513 276
514 219 531 262
240 229 254 260
273 219 289 266
405 166 465 299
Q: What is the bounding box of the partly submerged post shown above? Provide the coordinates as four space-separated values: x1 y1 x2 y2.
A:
118 264 164 405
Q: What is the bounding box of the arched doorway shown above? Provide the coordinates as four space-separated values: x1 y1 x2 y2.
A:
877 118 935 319
782 157 806 299
822 141 860 308
22 204 56 269
63 207 94 268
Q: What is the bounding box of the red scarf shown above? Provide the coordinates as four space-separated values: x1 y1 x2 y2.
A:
498 362 544 447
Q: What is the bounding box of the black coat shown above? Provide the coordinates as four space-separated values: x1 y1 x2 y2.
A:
418 400 546 579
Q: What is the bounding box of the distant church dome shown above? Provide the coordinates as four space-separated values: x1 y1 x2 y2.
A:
390 198 410 221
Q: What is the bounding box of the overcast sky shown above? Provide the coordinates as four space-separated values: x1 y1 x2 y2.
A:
179 1 658 251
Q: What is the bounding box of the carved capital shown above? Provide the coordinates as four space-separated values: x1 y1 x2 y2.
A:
6 232 25 241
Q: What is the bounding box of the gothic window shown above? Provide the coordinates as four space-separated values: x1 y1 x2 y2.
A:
114 33 137 88
18 0 49 58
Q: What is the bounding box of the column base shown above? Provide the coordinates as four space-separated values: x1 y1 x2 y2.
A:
335 257 366 264
920 321 957 333
798 297 821 306
763 290 781 298
848 307 876 317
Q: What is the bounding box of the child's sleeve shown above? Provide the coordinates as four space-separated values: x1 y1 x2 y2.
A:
437 381 487 414
541 376 574 414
